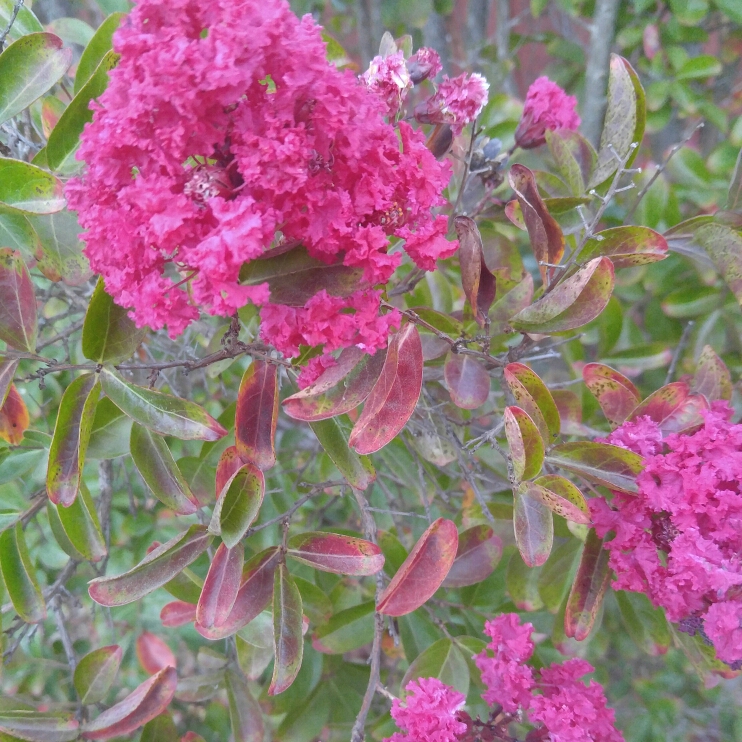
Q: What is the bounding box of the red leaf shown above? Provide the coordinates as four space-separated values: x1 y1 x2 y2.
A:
0 248 37 352
0 382 29 445
136 631 176 675
377 518 458 617
552 389 588 435
195 547 280 640
695 345 732 402
443 352 490 410
235 361 278 470
504 363 560 443
286 532 385 575
282 346 386 421
514 483 554 567
503 406 544 482
507 165 565 286
442 525 502 588
349 324 423 455
565 528 611 641
582 363 641 428
82 666 177 740
160 601 197 628
269 563 304 695
215 445 243 499
454 215 496 326
627 381 707 433
197 542 244 629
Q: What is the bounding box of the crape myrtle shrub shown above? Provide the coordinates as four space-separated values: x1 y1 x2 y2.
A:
1 0 742 740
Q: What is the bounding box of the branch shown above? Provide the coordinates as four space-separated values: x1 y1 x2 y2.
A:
665 320 695 385
0 0 23 50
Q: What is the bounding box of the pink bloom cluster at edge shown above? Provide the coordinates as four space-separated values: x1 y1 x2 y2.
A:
415 73 489 136
514 76 581 149
589 402 742 666
66 0 457 358
361 51 412 116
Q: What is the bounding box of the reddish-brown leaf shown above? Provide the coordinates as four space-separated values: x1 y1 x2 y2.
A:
282 346 386 421
695 345 732 402
197 542 245 629
215 445 243 498
582 363 641 428
579 226 668 268
0 248 37 351
454 215 496 326
551 390 588 435
627 381 707 433
286 532 385 575
442 525 502 588
269 563 304 695
531 475 591 524
507 164 565 286
444 352 490 409
136 631 176 675
235 361 278 470
514 483 554 567
504 363 560 443
160 601 197 628
0 382 29 445
81 666 177 740
377 518 458 617
565 528 611 641
195 547 280 640
503 406 544 482
349 324 423 455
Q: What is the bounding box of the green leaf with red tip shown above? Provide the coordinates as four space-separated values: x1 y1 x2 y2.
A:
695 223 742 305
546 442 643 493
377 518 458 616
0 711 79 742
235 361 278 470
0 248 36 351
160 601 197 628
504 363 560 442
73 645 122 705
287 532 385 575
226 666 265 742
136 631 176 675
82 277 146 364
579 226 668 269
88 525 212 606
627 381 708 434
0 158 65 214
0 522 45 623
442 525 502 588
140 713 178 742
582 363 641 428
215 445 242 497
532 475 591 524
454 215 496 326
311 601 375 654
514 483 554 567
507 164 565 287
349 323 423 455
196 547 280 640
695 345 732 402
269 563 304 695
81 666 177 740
197 542 244 629
130 423 199 515
308 416 376 490
504 406 544 482
47 373 99 506
209 462 265 548
0 32 72 126
49 481 107 562
564 528 611 641
401 637 469 697
444 352 490 409
510 257 615 334
283 346 385 421
100 367 227 441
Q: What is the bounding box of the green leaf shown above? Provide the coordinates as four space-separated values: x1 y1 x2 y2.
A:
139 714 177 742
531 475 591 524
47 373 100 507
47 50 119 173
579 226 668 268
86 397 132 459
99 366 227 441
75 12 124 92
225 667 265 742
82 277 146 363
545 129 597 197
506 550 544 611
0 248 37 351
46 17 95 47
49 481 107 562
0 204 41 257
661 285 722 318
0 710 79 741
308 416 376 490
401 637 469 696
676 55 721 80
312 601 375 654
0 0 43 40
695 223 742 305
514 483 554 567
503 363 560 444
0 447 46 485
209 462 265 548
0 522 46 623
130 423 199 515
715 0 742 22
27 209 91 284
269 563 304 695
546 441 643 493
695 345 732 402
88 525 213 606
0 32 72 126
504 406 544 482
615 591 672 655
538 537 582 612
73 645 122 705
0 158 65 214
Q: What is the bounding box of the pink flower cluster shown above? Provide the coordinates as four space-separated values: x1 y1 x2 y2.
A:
414 73 490 136
67 0 457 356
514 76 581 149
590 402 742 667
386 615 623 742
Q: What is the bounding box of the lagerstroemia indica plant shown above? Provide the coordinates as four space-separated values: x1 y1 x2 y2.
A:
1 0 742 739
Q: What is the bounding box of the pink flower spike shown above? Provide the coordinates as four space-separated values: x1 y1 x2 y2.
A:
514 76 581 149
361 51 412 116
415 72 489 136
407 47 442 84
